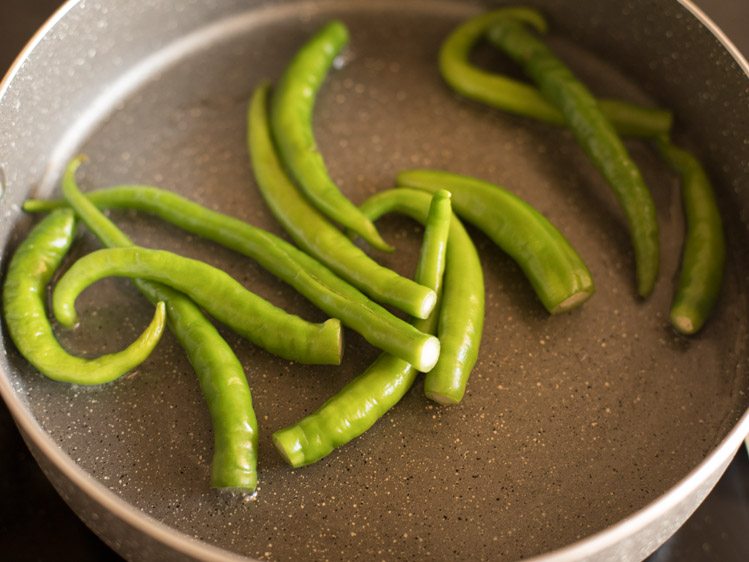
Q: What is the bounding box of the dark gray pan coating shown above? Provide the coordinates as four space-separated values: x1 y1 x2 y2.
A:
0 1 747 560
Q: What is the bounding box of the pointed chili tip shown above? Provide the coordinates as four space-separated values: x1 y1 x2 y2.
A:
365 227 395 253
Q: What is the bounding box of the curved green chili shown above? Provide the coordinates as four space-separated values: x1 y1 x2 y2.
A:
439 8 672 137
59 158 258 490
654 139 725 335
273 190 457 466
26 187 440 373
53 247 342 365
250 81 438 321
486 18 659 297
360 189 485 405
271 20 390 252
398 169 594 314
2 210 166 386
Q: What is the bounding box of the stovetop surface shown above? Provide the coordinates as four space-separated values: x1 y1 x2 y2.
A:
0 1 747 561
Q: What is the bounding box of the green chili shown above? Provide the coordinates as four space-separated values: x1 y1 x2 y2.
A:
487 18 660 297
249 81 438 321
360 189 485 405
439 8 672 137
2 210 166 386
273 190 457 466
654 138 725 335
59 158 258 490
53 246 342 365
26 187 440 373
273 354 417 467
398 169 593 314
271 21 390 252
414 190 452 293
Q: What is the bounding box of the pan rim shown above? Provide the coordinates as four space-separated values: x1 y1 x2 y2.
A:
0 1 747 560
678 0 749 76
0 0 75 103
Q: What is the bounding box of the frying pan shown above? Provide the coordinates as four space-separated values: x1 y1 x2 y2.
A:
0 0 747 560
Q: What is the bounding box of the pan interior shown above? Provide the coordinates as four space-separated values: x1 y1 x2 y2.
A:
6 1 748 560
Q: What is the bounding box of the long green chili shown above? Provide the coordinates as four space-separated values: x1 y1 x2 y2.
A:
249 81 438 321
52 246 342 365
487 18 660 297
271 21 391 251
654 139 725 335
2 210 166 386
398 169 594 314
360 189 485 405
439 8 672 137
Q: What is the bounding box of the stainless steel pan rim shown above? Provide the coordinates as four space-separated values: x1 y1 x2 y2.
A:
678 0 749 76
0 1 747 560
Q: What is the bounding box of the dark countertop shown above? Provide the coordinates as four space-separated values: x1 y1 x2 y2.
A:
0 1 747 561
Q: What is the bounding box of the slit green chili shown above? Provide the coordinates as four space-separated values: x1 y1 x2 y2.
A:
360 189 485 405
25 185 440 373
487 18 660 297
249 81 438 321
52 246 342 365
439 8 672 137
59 158 258 490
398 169 594 314
2 209 166 386
271 20 391 251
273 190 456 466
654 138 725 335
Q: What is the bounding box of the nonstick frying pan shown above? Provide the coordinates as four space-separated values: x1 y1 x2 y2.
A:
0 1 748 560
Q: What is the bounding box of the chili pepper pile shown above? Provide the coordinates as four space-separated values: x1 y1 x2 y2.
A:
3 7 725 494
439 7 724 332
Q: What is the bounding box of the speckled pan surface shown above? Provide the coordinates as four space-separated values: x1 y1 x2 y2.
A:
0 0 748 560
